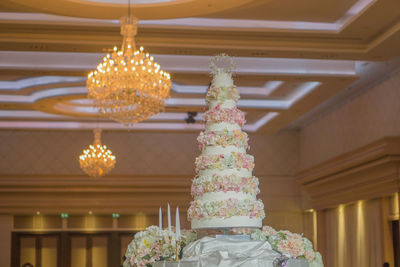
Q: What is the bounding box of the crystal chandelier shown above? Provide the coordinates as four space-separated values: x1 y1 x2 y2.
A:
79 129 116 177
87 15 171 126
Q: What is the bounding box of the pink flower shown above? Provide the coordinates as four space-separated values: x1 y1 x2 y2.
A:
204 105 246 127
205 85 240 104
191 175 260 197
262 226 277 236
275 232 305 258
304 250 316 262
187 198 265 221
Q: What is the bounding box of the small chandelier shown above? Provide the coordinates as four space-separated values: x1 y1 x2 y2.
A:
87 15 171 126
79 129 116 177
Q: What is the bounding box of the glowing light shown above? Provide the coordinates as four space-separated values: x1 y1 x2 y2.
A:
79 129 116 177
87 16 171 126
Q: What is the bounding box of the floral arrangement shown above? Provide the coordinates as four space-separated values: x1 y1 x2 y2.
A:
206 85 239 104
197 129 249 151
123 226 197 267
204 104 245 127
191 174 260 197
209 53 236 76
250 226 324 266
187 198 265 221
123 225 323 267
195 152 254 173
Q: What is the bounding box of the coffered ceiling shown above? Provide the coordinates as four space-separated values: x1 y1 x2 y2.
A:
0 0 399 133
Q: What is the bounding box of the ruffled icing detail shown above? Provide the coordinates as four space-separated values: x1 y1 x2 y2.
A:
204 104 245 127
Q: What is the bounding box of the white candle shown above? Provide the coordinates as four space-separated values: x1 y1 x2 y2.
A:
167 203 172 233
159 206 163 230
176 206 181 238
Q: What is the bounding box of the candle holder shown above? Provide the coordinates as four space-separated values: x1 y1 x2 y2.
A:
175 239 182 262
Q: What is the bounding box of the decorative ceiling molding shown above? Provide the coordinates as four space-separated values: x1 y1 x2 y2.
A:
0 51 356 132
0 82 321 109
0 0 398 133
0 0 255 20
0 0 376 32
0 111 278 132
0 51 357 75
297 137 400 210
0 76 85 90
0 0 399 62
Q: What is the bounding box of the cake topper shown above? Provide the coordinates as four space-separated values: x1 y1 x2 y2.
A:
209 53 236 75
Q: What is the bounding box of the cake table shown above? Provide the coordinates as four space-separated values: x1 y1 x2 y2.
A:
154 236 309 267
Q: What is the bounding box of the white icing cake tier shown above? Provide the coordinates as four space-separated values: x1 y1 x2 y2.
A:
206 122 241 132
192 216 262 229
198 168 252 178
194 191 256 202
208 99 236 110
202 145 245 156
212 72 234 88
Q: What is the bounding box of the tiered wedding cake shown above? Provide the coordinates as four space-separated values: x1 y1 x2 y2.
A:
188 56 265 229
125 55 323 267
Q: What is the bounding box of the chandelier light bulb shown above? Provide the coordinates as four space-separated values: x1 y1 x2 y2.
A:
86 16 171 126
79 129 116 177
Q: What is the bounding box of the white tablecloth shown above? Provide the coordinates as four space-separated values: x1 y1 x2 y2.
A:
154 259 308 267
153 236 309 267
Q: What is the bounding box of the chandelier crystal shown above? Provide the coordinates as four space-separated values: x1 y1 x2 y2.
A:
79 129 116 177
87 16 171 126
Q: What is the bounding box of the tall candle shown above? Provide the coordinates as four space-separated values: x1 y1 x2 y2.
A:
176 206 181 238
159 206 163 230
167 203 172 233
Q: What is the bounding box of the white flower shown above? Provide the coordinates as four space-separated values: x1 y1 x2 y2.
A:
309 252 324 267
251 229 268 241
302 237 314 251
262 225 277 236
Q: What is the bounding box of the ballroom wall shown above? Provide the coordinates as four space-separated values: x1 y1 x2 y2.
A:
0 129 306 266
300 69 400 170
298 69 400 266
0 129 304 231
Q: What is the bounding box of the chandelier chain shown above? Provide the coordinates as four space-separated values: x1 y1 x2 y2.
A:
128 0 131 19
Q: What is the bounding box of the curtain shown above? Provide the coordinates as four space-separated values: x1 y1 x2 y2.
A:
323 198 394 267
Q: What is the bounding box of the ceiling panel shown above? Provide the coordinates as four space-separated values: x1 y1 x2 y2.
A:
0 0 398 132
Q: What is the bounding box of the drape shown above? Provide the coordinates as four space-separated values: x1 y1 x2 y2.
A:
323 198 394 267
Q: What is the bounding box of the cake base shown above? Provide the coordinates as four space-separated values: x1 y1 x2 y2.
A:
191 216 262 229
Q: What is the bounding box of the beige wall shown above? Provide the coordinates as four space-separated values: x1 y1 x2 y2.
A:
0 131 198 176
250 131 304 233
0 129 304 232
300 69 400 170
0 215 12 267
0 130 299 177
